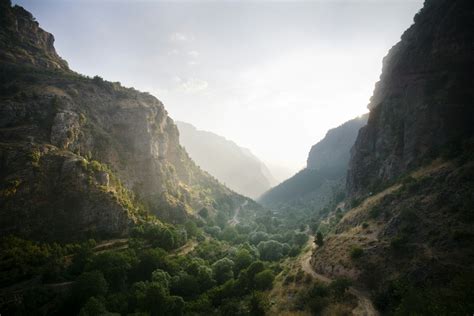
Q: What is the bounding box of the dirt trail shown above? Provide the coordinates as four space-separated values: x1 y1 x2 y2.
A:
228 200 248 226
301 236 379 316
94 238 129 253
172 239 199 256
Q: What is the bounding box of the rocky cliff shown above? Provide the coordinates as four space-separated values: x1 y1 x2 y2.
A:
176 121 275 199
347 0 474 196
311 0 474 313
0 1 248 242
259 115 367 209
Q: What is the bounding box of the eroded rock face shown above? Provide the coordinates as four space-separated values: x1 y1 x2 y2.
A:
0 0 69 70
0 1 246 241
50 110 80 149
347 0 474 196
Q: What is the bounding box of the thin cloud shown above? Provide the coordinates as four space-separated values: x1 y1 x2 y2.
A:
170 32 188 42
180 78 208 93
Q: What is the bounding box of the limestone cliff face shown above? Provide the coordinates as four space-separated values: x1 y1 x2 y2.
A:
310 1 474 311
347 0 474 196
0 2 246 241
0 0 68 70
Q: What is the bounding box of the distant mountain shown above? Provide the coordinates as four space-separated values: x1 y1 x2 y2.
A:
307 115 369 176
259 115 368 208
176 121 276 199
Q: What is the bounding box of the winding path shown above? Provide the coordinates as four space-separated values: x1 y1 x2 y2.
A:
300 236 379 316
228 200 248 226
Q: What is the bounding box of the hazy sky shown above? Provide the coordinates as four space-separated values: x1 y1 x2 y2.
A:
15 0 423 177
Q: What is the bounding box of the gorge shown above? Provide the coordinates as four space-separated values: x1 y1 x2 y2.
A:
0 0 473 315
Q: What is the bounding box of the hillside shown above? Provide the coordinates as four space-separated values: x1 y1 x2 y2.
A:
0 1 250 242
311 0 474 313
259 115 367 209
176 121 275 199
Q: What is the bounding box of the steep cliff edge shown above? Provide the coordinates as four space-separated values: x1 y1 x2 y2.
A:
347 0 474 197
311 0 474 313
0 1 249 242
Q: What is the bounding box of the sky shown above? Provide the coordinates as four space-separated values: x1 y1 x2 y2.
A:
15 0 424 179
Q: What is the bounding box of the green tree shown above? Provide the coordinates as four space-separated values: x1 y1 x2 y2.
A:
151 269 171 288
254 270 274 291
293 232 309 247
133 248 169 281
170 273 200 298
79 297 107 316
72 271 108 306
234 249 254 275
86 252 132 291
315 232 324 247
212 258 234 285
184 221 200 239
257 240 285 261
249 291 268 316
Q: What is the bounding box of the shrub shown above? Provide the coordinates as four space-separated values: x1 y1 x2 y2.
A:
315 232 324 247
293 232 309 247
86 252 133 291
79 297 108 316
254 270 274 291
350 246 364 260
72 271 108 306
257 240 286 261
330 277 352 300
212 258 234 285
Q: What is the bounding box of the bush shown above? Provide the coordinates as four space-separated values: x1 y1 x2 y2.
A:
315 232 324 247
86 252 133 291
234 249 253 274
212 258 234 285
293 232 309 247
254 270 274 291
330 277 352 300
257 240 286 261
309 296 329 315
350 246 364 260
72 271 108 306
79 297 107 316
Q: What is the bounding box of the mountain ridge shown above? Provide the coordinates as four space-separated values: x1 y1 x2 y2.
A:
176 121 275 199
259 115 368 209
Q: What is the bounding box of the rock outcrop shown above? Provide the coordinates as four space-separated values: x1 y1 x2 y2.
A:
0 0 68 70
0 1 248 241
347 0 474 196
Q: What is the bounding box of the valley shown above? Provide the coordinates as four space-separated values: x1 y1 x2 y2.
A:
0 0 473 315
